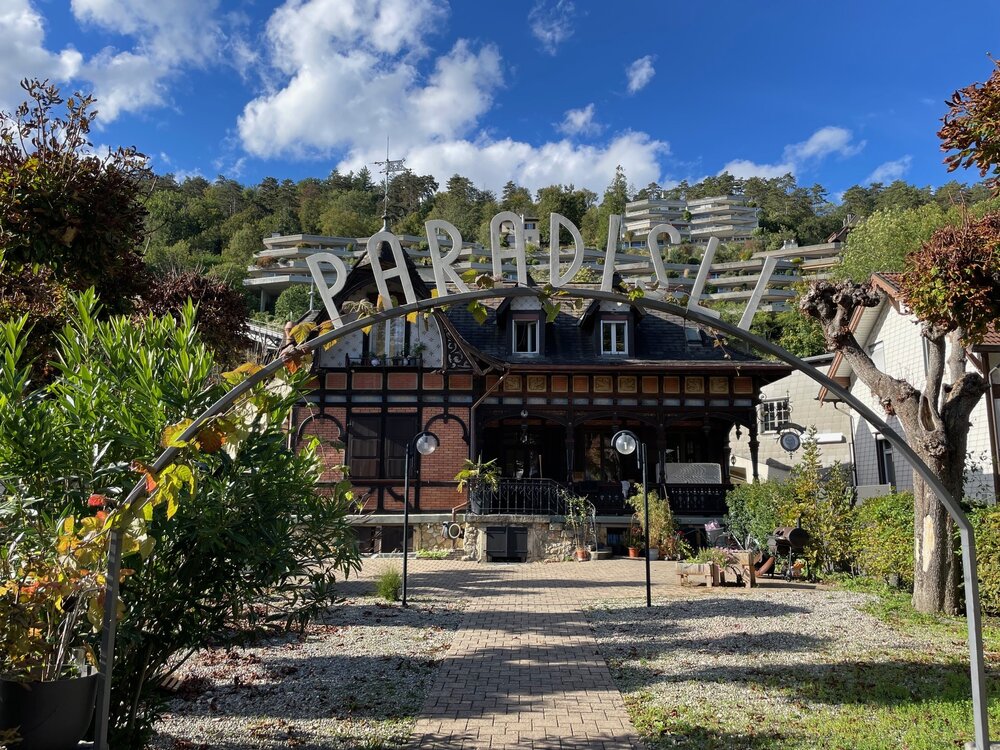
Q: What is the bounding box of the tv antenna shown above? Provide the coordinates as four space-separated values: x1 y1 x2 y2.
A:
374 138 406 231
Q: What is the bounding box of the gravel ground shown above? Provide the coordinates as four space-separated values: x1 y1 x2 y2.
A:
587 587 932 746
152 595 463 750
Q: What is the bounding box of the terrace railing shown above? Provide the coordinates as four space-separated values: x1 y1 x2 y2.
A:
470 477 567 516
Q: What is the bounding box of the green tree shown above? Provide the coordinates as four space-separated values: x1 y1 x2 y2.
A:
274 284 312 322
0 80 149 314
500 180 534 214
803 207 997 611
836 203 959 281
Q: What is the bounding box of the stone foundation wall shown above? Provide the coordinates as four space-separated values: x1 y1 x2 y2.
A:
412 522 462 553
461 515 576 563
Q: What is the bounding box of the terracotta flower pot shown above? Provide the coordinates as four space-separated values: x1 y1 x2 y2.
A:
575 548 590 561
0 671 99 750
628 547 641 558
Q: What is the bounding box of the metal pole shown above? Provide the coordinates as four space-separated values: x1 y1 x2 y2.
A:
642 442 651 608
93 527 122 749
401 445 411 607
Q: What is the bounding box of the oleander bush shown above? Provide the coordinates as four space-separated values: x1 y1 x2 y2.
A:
0 293 360 748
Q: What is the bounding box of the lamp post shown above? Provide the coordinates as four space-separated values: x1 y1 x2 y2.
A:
613 429 651 608
402 430 439 607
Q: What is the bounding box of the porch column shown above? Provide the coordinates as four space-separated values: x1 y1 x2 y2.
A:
655 425 667 484
749 421 760 483
721 428 731 484
565 428 575 485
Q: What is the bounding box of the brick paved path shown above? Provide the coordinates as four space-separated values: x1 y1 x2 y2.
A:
342 560 688 749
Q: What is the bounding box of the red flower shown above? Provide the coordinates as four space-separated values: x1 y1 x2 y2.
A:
87 494 106 508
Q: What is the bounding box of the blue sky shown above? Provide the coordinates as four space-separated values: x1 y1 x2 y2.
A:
6 0 1000 198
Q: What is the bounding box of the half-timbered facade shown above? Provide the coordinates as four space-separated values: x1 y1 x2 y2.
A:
291 243 790 555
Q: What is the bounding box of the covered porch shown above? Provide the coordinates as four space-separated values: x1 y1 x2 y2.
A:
474 408 759 518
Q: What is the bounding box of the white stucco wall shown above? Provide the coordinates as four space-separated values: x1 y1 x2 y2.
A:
729 358 853 482
850 304 995 503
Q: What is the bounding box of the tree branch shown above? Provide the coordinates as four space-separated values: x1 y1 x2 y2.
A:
801 280 922 422
921 329 946 433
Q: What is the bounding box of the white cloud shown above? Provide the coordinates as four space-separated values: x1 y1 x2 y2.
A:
0 0 83 112
865 155 912 184
720 158 795 180
557 103 600 137
720 125 865 178
626 55 655 95
528 0 576 53
70 0 224 120
345 131 670 197
239 0 670 195
238 0 498 160
784 125 865 162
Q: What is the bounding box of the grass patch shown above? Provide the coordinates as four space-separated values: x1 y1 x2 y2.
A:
374 567 403 601
827 574 1000 653
415 549 451 559
596 582 1000 749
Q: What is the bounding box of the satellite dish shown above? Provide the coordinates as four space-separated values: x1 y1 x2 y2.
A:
445 522 463 540
779 431 802 453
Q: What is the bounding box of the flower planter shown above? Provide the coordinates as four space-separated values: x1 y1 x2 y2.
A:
664 561 720 587
628 546 641 558
0 671 99 750
647 547 659 561
575 548 590 561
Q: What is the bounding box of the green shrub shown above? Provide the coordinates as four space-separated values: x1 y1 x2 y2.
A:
725 480 791 549
971 504 1000 615
375 567 403 601
851 492 913 587
0 293 360 747
626 486 690 557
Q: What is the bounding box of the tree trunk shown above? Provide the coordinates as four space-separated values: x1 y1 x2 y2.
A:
911 456 962 615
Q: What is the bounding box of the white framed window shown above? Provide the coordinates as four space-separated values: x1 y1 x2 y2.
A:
760 398 790 433
877 437 897 487
371 318 405 358
513 319 539 354
601 320 628 355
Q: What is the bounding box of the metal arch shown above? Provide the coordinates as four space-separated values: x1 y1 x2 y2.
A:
423 412 470 444
295 412 345 446
94 283 991 750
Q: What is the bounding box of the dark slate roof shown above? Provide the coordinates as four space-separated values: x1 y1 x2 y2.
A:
444 286 772 367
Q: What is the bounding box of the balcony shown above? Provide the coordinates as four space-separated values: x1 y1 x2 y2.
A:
469 478 729 517
345 354 423 368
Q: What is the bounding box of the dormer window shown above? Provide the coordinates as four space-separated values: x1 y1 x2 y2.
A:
601 319 628 355
513 319 540 354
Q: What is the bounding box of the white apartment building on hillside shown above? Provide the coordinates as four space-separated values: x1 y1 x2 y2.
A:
622 194 759 246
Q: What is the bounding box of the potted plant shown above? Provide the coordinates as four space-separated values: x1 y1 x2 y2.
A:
0 495 112 749
407 341 426 367
561 491 591 561
625 523 643 558
625 485 678 560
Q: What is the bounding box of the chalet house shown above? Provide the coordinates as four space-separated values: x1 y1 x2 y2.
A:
291 242 789 560
818 273 998 503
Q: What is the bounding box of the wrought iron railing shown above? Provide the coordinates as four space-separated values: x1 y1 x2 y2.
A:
470 477 568 515
345 354 423 368
469 478 730 517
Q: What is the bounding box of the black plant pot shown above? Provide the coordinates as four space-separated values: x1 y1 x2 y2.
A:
0 671 99 750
